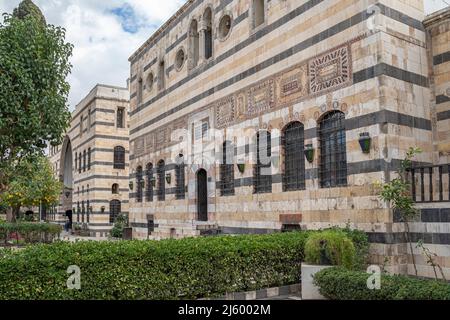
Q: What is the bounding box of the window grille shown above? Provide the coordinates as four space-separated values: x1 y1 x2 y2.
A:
109 200 121 223
157 160 165 201
254 131 272 194
175 157 185 200
283 122 305 191
113 146 125 169
319 111 348 188
136 166 143 203
146 163 153 202
117 107 125 128
220 141 235 196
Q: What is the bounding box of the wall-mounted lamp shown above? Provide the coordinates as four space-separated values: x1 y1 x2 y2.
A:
129 181 134 190
304 144 315 163
359 132 371 154
237 163 245 174
166 173 172 184
101 206 105 213
150 176 156 187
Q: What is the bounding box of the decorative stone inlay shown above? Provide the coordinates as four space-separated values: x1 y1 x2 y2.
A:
247 79 275 116
215 96 236 128
276 65 308 107
309 45 351 96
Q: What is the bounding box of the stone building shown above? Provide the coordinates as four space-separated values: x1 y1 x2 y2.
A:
49 84 130 237
128 0 450 278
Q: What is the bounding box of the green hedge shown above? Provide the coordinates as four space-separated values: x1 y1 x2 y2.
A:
0 222 62 245
0 231 310 300
314 267 450 300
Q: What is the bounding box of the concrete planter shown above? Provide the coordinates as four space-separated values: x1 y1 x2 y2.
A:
301 263 332 300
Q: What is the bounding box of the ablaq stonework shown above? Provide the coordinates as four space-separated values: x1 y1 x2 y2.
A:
49 84 130 237
126 0 450 278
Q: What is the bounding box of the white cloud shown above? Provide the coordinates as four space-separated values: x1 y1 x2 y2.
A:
0 0 448 111
0 0 183 111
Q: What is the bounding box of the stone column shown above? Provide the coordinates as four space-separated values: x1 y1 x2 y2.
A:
198 27 206 64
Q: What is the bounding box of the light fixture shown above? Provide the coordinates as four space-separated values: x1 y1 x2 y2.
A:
237 163 245 174
304 144 315 163
359 132 371 154
166 173 172 184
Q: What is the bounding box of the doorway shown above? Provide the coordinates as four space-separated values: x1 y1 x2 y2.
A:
197 169 208 221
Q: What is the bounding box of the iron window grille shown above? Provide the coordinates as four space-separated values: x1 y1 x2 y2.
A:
283 122 306 191
86 200 90 223
83 150 86 172
157 160 166 201
117 107 125 129
113 146 126 169
175 159 185 200
75 153 77 170
88 148 91 170
220 141 235 196
78 153 82 173
109 200 121 223
146 163 154 202
81 201 85 223
318 111 348 188
136 166 143 203
254 131 272 194
77 202 80 222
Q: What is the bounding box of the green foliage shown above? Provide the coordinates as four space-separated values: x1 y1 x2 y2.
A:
325 225 369 270
0 5 73 190
12 0 46 25
0 221 61 245
0 156 62 210
0 232 310 300
304 229 356 269
314 267 450 300
378 147 422 221
110 214 128 239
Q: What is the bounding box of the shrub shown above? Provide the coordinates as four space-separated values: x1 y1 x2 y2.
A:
110 214 128 239
314 267 450 300
0 221 61 245
304 229 356 269
0 231 310 300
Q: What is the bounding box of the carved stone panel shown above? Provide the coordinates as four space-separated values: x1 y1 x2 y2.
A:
215 96 235 129
247 79 275 116
276 65 308 107
309 45 351 96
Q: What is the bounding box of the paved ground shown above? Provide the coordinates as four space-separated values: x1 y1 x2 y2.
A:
60 230 105 242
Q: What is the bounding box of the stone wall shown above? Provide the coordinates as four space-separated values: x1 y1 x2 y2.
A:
49 84 130 237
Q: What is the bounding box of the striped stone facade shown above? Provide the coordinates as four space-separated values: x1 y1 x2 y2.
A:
49 84 130 237
127 0 450 278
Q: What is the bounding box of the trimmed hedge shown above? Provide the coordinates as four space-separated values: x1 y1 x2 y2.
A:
314 267 450 300
0 231 310 300
0 221 61 245
304 229 356 269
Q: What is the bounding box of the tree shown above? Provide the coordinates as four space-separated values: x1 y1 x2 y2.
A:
377 147 422 276
0 0 73 194
0 156 62 222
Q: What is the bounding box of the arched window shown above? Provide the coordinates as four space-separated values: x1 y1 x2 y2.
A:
158 60 165 91
189 20 199 69
175 155 185 200
75 153 77 171
203 8 212 60
113 146 125 169
81 200 85 223
136 166 143 203
137 78 143 105
254 130 272 194
112 183 119 194
252 0 265 29
88 147 91 170
83 150 86 172
86 200 90 223
220 141 235 196
283 122 305 191
78 152 82 173
157 160 165 201
77 202 80 222
146 163 153 202
319 111 348 188
109 200 121 223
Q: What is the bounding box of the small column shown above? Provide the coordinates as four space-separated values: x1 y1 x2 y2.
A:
198 27 206 64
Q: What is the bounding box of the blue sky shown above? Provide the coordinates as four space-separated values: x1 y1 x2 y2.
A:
0 0 448 110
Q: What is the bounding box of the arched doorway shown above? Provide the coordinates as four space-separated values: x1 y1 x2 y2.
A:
197 169 208 221
59 136 73 219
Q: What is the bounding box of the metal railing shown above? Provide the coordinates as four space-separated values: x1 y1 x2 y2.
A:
408 164 450 203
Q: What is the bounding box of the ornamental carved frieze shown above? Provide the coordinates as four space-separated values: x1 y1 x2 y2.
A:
309 45 351 96
135 42 355 156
